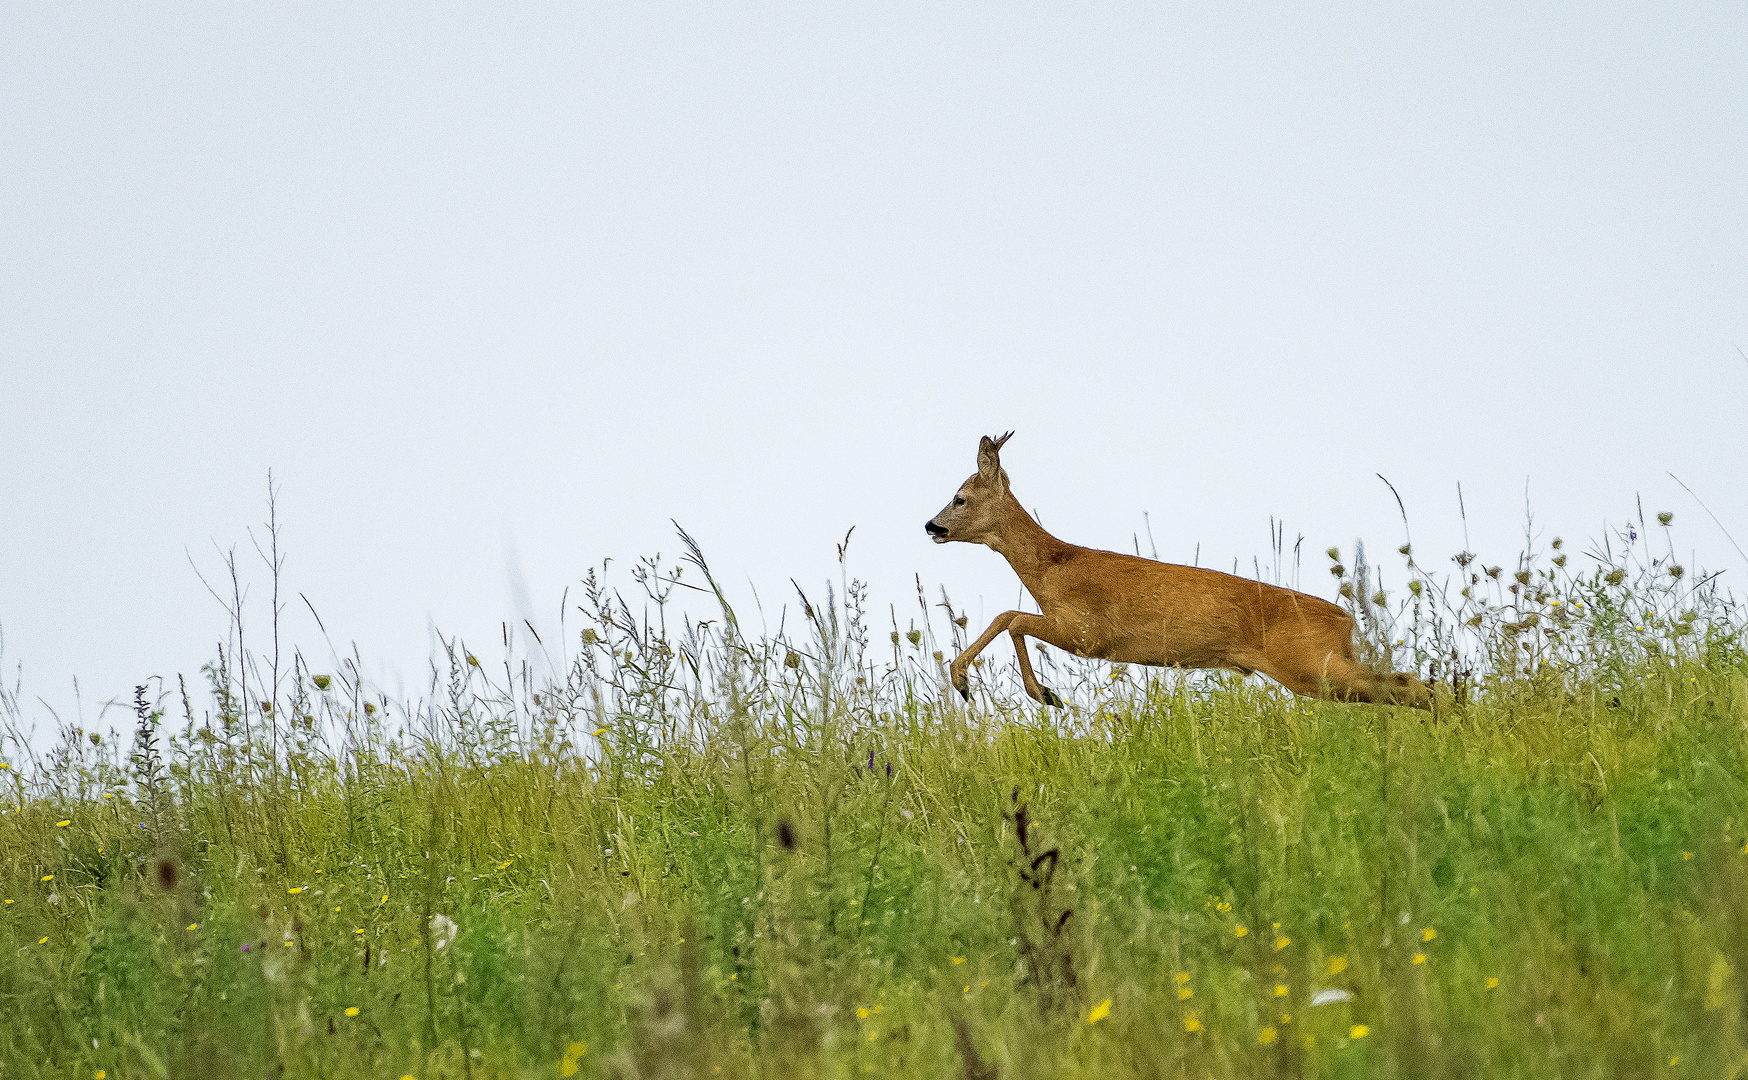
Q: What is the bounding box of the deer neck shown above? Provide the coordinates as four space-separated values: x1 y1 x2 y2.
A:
986 497 1071 593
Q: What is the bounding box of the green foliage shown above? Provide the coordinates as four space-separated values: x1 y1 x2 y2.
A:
2 515 1747 1078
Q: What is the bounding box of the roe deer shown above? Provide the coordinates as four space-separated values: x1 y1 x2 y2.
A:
925 433 1433 711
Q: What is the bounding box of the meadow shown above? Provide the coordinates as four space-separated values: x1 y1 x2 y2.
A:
3 515 1747 1079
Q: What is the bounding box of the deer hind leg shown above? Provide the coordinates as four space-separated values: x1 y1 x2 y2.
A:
950 611 1024 700
1007 613 1066 709
1257 651 1434 711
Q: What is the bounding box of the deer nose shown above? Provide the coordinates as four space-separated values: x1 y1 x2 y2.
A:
924 520 948 538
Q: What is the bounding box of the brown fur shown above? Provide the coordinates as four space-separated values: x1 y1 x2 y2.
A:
925 433 1433 710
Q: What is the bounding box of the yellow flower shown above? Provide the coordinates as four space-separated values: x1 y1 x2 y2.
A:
1421 928 1436 942
345 1006 360 1017
41 874 53 882
559 1041 587 1078
1412 953 1427 965
1215 901 1231 912
1274 984 1289 997
186 923 198 931
951 956 966 965
498 860 512 870
1184 1013 1203 1033
1485 977 1499 989
1088 997 1112 1023
1682 851 1694 861
1234 925 1249 937
284 940 294 948
38 936 48 945
1258 1027 1277 1045
354 928 365 934
1274 936 1290 951
1173 971 1190 985
1177 986 1193 1000
857 1007 870 1019
97 1072 106 1079
1327 956 1348 976
288 886 305 895
1350 1024 1370 1039
55 820 71 828
380 895 389 905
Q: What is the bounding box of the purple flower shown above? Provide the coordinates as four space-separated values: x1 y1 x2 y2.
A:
886 762 893 778
241 943 251 953
868 749 875 771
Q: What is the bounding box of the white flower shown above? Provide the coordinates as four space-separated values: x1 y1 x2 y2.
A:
430 914 458 951
1310 989 1354 1006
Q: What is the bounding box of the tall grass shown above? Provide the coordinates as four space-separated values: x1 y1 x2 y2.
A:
2 507 1746 1079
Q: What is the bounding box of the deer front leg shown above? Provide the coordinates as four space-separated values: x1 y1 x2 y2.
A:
950 611 1023 700
1008 613 1066 709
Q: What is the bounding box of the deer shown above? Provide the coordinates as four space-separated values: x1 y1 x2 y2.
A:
925 432 1434 711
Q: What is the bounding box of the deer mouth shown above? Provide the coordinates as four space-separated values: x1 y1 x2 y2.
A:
924 520 949 543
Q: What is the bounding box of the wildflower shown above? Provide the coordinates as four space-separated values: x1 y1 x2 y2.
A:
345 1007 360 1017
1421 928 1435 942
1683 852 1694 861
1412 953 1427 965
38 936 48 944
55 820 71 828
1311 989 1354 1005
1274 984 1289 997
186 923 198 931
1088 998 1112 1023
1178 986 1193 1000
284 940 294 948
97 1072 106 1079
1327 956 1348 975
1234 925 1249 937
857 1007 870 1019
380 895 388 905
241 944 251 953
355 928 365 934
41 875 53 882
430 913 458 951
1174 971 1190 985
1275 936 1290 951
1350 1024 1370 1039
1215 901 1231 912
288 886 305 895
951 956 966 965
1184 1013 1203 1033
1258 1027 1277 1045
1485 977 1499 989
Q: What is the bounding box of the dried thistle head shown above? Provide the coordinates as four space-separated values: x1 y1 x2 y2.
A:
1606 570 1626 586
1658 512 1673 526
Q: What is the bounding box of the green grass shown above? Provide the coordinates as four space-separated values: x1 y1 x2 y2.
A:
4 530 1748 1079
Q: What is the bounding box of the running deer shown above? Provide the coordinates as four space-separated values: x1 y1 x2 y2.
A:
925 433 1433 710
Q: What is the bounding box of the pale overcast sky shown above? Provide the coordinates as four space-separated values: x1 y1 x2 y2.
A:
4 4 1746 740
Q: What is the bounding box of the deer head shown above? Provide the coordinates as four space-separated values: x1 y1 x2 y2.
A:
925 432 1014 546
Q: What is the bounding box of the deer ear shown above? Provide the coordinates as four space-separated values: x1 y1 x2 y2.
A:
977 431 1013 482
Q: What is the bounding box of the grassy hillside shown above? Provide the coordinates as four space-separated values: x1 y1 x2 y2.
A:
4 524 1746 1079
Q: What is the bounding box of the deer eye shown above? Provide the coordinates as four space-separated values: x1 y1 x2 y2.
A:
954 497 966 506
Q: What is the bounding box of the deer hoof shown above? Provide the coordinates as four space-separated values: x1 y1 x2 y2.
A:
1039 687 1064 709
951 668 970 700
